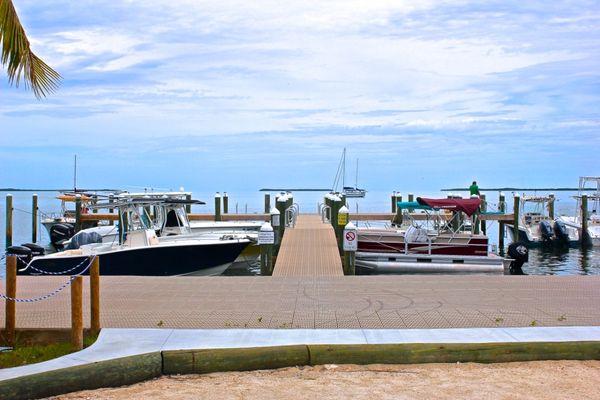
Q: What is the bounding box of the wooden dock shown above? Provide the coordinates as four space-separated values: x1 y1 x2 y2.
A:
272 214 343 277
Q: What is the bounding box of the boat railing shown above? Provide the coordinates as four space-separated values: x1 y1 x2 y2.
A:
286 203 300 228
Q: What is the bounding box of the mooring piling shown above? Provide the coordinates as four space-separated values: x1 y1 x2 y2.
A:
185 194 192 213
31 193 38 243
108 194 114 226
337 205 349 254
513 194 520 242
90 256 101 335
343 221 357 275
499 192 506 251
4 255 17 347
259 222 274 276
214 192 222 222
548 193 555 220
264 193 270 214
75 194 82 233
408 193 414 212
581 194 589 246
71 276 84 350
480 194 487 236
276 194 287 242
5 194 13 249
223 192 229 214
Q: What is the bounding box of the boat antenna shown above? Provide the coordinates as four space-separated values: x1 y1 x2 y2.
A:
73 154 77 193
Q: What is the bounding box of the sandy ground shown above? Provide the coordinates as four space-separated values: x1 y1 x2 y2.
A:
52 361 600 400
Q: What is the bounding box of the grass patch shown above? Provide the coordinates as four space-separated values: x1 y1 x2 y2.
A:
0 334 97 369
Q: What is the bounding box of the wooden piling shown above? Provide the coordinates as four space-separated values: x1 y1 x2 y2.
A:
264 194 270 214
408 193 414 213
581 194 589 246
223 193 229 214
75 194 82 233
513 194 521 242
5 194 12 249
71 276 84 350
214 193 222 222
548 194 555 220
108 195 114 226
392 193 403 225
499 193 506 251
4 255 17 347
31 193 38 243
480 194 487 235
90 256 101 335
276 195 287 242
185 194 192 214
391 192 397 214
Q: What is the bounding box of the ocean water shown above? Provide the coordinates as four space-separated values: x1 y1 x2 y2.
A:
1 189 599 277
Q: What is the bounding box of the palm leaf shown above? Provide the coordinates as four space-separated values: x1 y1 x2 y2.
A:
0 0 61 98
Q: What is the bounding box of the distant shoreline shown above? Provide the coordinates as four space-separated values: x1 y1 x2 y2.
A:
0 188 120 192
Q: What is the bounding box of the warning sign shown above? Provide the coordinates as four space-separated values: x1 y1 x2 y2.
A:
258 230 275 245
337 212 348 226
343 227 357 252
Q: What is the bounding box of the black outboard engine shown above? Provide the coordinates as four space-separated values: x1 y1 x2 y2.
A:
553 220 570 244
507 242 529 275
22 243 45 257
6 245 33 268
66 231 103 250
50 223 75 249
539 221 554 242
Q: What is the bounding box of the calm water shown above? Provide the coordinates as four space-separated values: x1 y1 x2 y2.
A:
1 190 599 277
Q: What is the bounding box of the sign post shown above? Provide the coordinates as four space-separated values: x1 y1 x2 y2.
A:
337 205 349 254
258 222 275 275
343 222 357 275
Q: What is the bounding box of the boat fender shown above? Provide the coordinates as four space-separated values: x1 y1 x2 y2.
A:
507 242 528 275
6 245 33 268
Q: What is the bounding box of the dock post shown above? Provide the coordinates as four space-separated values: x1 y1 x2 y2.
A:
75 194 82 233
223 192 229 214
264 194 270 214
337 205 349 254
92 195 98 214
581 194 589 246
548 193 555 220
71 276 84 350
343 222 357 275
330 195 341 231
214 192 222 222
5 194 13 249
408 193 414 212
498 192 506 252
391 192 397 214
259 222 275 276
90 256 101 335
392 193 403 225
108 195 114 226
4 255 16 347
276 194 287 241
513 194 520 242
185 194 192 214
270 207 281 247
32 193 38 243
480 194 487 235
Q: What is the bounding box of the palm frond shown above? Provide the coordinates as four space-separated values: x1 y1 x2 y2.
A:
0 0 61 98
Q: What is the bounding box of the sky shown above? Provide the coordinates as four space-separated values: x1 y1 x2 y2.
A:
0 0 599 193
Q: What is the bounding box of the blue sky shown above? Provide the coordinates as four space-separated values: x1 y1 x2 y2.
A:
0 0 599 192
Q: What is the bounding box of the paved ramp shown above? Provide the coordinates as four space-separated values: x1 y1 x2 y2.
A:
273 214 343 277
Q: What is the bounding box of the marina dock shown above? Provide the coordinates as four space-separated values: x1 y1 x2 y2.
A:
273 215 343 277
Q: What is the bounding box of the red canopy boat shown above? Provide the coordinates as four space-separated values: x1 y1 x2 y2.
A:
416 197 481 216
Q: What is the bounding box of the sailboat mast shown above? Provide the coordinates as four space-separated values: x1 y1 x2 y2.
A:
355 158 359 188
342 148 346 188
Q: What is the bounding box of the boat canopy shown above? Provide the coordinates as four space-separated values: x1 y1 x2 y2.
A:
416 197 481 216
396 201 431 210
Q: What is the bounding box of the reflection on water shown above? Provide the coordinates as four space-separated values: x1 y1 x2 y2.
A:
522 247 600 275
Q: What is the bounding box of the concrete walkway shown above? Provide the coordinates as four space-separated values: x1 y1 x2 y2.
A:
2 326 600 382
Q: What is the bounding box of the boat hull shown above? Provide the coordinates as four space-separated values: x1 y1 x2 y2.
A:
20 241 249 276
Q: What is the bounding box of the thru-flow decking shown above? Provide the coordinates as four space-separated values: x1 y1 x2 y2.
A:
272 214 344 277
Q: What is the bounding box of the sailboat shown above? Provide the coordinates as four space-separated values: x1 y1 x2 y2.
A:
333 148 366 198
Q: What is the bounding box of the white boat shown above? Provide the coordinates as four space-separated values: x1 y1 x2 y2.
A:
18 197 250 276
505 195 578 247
333 148 366 198
556 177 600 246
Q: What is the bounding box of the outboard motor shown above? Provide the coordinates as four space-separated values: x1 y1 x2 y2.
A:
66 231 103 250
50 223 75 249
5 245 33 268
539 220 554 242
507 242 528 275
553 220 570 244
22 243 45 257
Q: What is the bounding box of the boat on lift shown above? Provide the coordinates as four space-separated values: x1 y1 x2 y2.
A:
505 195 578 247
557 177 600 246
356 197 520 274
17 197 250 276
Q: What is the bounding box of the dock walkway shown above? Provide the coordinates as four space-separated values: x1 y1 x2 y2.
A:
272 214 343 277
